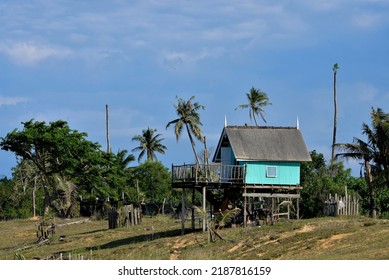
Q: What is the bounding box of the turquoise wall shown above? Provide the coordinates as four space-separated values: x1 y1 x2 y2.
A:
239 161 301 185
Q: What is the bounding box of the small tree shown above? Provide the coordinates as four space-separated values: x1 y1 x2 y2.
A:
128 161 171 206
193 205 240 243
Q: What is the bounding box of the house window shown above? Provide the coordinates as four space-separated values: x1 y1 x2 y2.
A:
266 166 277 178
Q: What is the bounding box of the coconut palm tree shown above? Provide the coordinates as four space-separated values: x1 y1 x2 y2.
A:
132 128 167 163
336 107 389 218
370 107 389 184
336 137 376 218
166 96 204 164
114 149 135 168
235 87 271 125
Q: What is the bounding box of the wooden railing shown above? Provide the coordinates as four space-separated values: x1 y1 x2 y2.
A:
172 163 246 184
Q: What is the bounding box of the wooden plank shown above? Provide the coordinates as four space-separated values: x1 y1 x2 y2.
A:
242 193 300 198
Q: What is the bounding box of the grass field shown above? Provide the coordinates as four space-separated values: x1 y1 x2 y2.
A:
1 215 389 260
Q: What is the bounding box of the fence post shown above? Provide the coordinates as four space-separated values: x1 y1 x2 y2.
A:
136 205 139 225
108 207 118 229
345 185 348 215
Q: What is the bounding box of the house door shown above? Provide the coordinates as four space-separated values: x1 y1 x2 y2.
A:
221 147 233 181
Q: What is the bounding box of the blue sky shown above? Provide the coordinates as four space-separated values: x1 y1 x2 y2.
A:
0 0 388 178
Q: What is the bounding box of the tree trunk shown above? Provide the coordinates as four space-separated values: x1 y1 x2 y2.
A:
365 160 376 218
186 124 201 165
106 104 111 154
331 68 338 164
39 174 51 215
32 177 37 217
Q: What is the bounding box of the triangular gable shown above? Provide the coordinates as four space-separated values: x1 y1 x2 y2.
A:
213 126 311 163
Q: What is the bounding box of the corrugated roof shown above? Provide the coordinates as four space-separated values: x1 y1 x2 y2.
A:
214 126 311 162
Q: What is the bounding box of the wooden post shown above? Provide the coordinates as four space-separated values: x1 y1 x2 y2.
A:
134 207 138 225
345 185 348 215
243 187 247 227
108 207 118 229
271 197 275 224
296 198 300 219
191 188 195 230
130 205 135 226
356 191 359 215
287 200 292 221
202 186 206 232
125 205 130 228
181 188 185 235
138 207 141 224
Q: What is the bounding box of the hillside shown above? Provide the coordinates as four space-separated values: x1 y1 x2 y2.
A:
1 215 389 260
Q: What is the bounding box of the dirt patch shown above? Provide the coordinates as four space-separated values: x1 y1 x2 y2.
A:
169 237 194 260
227 241 244 253
319 233 354 249
296 224 315 234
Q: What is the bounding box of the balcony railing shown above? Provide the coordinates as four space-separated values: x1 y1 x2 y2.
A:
172 163 246 185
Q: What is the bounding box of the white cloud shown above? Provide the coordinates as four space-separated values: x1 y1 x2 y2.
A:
303 0 344 11
0 96 29 106
0 42 72 65
351 12 383 29
161 49 215 70
355 83 379 101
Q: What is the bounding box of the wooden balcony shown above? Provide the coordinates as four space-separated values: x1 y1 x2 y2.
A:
171 163 246 188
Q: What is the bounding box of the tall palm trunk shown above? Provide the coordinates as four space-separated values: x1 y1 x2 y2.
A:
331 64 339 164
186 124 201 165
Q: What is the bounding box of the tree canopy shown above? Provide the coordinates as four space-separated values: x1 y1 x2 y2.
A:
235 87 271 125
132 128 167 163
0 119 102 215
335 107 389 218
166 96 205 164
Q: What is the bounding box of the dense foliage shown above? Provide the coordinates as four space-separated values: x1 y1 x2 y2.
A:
300 107 388 218
0 106 387 221
336 107 389 218
300 150 366 218
0 120 175 219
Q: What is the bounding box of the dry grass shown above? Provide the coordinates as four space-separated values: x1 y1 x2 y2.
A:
1 215 389 260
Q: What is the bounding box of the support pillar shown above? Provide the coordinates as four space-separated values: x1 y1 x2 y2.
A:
181 188 185 235
202 186 206 232
191 188 195 230
271 197 275 225
243 187 247 227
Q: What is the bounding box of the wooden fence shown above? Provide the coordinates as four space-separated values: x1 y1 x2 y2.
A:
108 204 142 229
325 193 359 216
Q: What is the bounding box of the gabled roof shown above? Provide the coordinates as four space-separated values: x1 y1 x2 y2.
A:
213 126 311 162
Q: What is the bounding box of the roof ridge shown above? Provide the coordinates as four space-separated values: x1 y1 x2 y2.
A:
226 125 297 129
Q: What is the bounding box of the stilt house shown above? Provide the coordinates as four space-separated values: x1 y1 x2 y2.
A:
171 125 311 229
